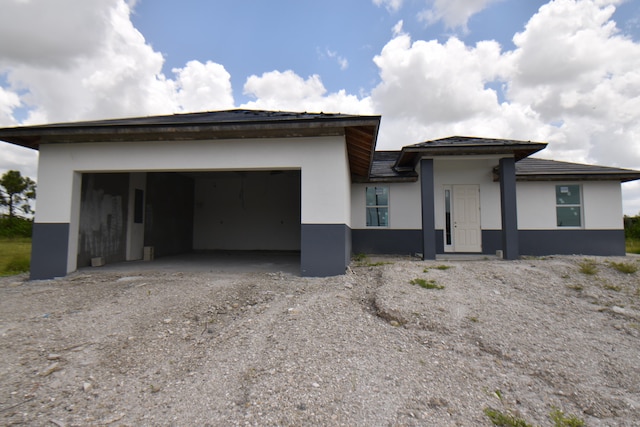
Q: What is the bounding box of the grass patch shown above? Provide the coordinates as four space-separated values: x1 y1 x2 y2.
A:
626 238 640 254
352 253 391 267
352 253 367 262
601 280 622 292
483 408 533 427
0 237 31 276
365 261 392 267
424 265 453 272
409 278 444 290
549 407 585 427
577 259 598 275
607 260 638 274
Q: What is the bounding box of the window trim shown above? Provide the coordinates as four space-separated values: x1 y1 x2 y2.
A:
555 184 583 228
365 186 389 228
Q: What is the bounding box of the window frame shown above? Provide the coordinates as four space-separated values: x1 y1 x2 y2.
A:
555 184 583 228
365 186 389 228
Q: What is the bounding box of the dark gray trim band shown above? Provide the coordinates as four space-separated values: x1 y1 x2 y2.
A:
519 229 626 256
30 223 70 280
420 159 436 259
499 157 519 259
435 229 501 255
481 230 502 255
301 224 350 277
352 228 626 258
352 229 422 255
448 229 625 257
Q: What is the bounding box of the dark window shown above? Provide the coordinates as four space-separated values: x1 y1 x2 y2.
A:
366 186 389 227
556 185 581 227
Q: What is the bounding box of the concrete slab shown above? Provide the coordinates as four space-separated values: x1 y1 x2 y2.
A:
435 254 501 261
81 251 301 275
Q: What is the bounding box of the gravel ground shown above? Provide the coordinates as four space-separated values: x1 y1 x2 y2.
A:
1 255 639 426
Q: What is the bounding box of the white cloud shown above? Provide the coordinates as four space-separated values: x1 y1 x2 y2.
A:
325 50 349 71
1 0 175 124
506 0 640 170
392 20 404 36
0 145 38 182
172 60 235 112
0 0 235 125
373 0 403 13
367 0 640 213
418 0 503 30
370 33 540 148
0 0 235 186
372 35 506 122
241 70 373 114
0 0 115 69
0 85 20 126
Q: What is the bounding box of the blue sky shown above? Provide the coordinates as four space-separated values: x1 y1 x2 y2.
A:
130 0 551 105
1 0 640 214
130 0 638 104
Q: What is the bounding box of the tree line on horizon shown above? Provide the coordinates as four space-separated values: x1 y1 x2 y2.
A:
0 170 36 238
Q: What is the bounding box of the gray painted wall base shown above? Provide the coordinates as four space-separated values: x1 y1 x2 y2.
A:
301 224 350 277
354 228 626 258
30 223 70 280
352 229 422 255
519 229 626 256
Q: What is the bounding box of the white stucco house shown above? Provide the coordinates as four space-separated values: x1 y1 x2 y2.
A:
0 109 638 279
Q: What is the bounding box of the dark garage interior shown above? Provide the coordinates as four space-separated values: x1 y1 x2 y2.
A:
77 170 301 268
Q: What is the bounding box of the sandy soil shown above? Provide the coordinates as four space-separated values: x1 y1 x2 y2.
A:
1 255 639 426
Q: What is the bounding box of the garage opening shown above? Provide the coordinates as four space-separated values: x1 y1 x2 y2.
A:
77 170 301 270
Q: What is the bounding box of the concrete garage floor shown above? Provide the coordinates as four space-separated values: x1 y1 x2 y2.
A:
81 251 301 275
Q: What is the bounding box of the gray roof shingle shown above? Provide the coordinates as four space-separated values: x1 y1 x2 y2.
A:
515 157 640 182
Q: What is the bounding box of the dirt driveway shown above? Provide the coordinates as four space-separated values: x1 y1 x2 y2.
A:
1 255 639 426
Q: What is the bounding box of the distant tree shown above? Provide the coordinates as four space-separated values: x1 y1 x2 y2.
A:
0 170 36 219
625 213 640 240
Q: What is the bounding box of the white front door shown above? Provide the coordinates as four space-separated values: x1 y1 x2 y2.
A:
451 184 481 252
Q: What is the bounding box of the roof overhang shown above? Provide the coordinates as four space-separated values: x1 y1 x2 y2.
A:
514 173 640 182
0 109 381 181
394 136 547 172
506 157 640 183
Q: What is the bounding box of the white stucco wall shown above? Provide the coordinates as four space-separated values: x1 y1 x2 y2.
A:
351 156 506 230
36 137 349 224
584 182 624 228
433 157 503 230
35 136 351 273
351 181 421 229
517 181 623 229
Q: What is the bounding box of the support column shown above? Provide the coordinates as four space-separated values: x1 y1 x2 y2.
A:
420 159 437 260
499 157 519 260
